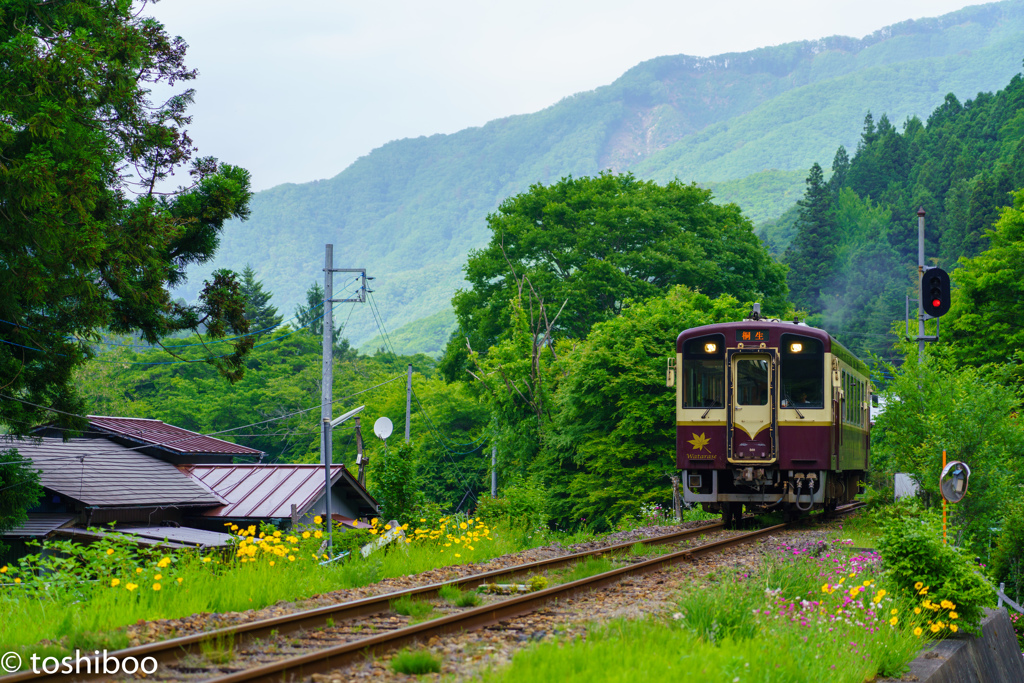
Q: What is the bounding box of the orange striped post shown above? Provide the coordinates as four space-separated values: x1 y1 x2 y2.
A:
942 449 947 544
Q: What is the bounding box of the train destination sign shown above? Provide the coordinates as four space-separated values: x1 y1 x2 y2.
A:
736 329 769 343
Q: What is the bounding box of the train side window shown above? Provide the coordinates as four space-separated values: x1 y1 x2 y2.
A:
780 334 824 408
682 334 725 408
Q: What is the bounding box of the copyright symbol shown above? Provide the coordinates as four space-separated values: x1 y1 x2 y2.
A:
1 652 21 673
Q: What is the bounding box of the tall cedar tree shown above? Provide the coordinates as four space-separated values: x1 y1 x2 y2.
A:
784 163 838 313
0 0 253 433
241 265 283 333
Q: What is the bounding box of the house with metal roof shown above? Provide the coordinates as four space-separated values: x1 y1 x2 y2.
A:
34 415 264 464
180 464 378 531
5 417 379 559
1 436 234 559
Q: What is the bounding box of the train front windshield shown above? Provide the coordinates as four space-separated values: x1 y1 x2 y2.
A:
736 359 769 405
682 334 725 408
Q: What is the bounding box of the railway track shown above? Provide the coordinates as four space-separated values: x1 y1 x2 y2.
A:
3 503 864 683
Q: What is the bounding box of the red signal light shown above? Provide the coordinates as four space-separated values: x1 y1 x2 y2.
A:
932 299 942 308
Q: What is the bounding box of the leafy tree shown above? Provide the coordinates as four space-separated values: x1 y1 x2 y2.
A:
537 287 751 530
0 449 43 554
371 440 419 523
442 172 788 380
872 343 1024 552
946 187 1024 383
240 265 283 333
784 163 838 313
0 0 253 433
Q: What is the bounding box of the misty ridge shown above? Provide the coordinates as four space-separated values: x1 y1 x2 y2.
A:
176 0 1024 356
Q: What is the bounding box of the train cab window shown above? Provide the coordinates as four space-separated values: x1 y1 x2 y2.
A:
736 358 769 405
682 334 725 408
779 334 824 408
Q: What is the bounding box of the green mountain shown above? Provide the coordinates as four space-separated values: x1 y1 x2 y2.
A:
177 0 1024 354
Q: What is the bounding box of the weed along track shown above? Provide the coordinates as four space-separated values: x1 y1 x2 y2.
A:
2 506 863 683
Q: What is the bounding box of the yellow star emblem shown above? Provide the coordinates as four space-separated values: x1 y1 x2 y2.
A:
688 432 711 452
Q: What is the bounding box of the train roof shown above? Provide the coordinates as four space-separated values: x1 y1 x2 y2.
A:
675 319 869 376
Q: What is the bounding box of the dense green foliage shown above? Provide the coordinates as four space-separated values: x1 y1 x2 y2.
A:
443 172 787 378
0 0 253 432
538 288 750 529
991 493 1024 605
876 500 996 632
945 188 1024 383
765 65 1024 359
872 343 1024 551
174 2 1024 353
0 449 42 554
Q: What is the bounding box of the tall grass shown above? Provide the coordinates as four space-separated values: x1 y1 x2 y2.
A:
0 517 571 660
483 551 924 683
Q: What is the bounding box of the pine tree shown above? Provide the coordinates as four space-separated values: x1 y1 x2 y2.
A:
784 163 838 313
240 265 282 333
829 146 850 198
295 282 325 335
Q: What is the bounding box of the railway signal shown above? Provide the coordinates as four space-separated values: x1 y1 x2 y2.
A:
921 267 951 318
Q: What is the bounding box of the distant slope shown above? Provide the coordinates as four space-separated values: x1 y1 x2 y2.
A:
177 0 1024 352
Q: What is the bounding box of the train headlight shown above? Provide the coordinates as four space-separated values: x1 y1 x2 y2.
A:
789 342 803 353
704 342 717 353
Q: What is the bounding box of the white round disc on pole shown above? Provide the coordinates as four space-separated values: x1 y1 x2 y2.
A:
373 417 394 440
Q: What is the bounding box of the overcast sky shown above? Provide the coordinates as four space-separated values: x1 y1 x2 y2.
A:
148 0 984 191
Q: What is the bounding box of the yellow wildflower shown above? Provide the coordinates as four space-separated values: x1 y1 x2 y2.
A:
460 522 468 530
126 582 137 591
314 515 323 524
247 525 256 535
158 557 171 567
419 518 426 522
154 574 162 581
914 627 923 636
950 624 959 633
136 568 143 574
13 578 20 584
269 561 275 566
914 581 924 590
0 566 6 573
889 617 898 625
106 549 115 556
153 583 161 591
302 531 311 539
289 556 295 561
314 530 323 539
454 553 461 558
273 530 282 537
890 609 898 615
930 624 940 633
202 557 211 563
914 607 922 614
177 577 183 584
949 612 958 619
940 599 953 609
111 578 120 587
385 524 392 530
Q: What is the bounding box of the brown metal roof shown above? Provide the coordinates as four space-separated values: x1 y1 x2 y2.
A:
51 525 232 548
86 416 263 456
181 464 377 519
2 513 76 537
7 437 227 507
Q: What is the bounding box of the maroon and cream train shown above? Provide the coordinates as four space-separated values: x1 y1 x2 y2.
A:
669 307 870 526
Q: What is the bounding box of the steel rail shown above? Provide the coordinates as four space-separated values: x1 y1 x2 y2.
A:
0 521 727 683
206 522 792 683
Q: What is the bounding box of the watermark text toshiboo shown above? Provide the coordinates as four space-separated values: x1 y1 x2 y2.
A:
1 650 159 675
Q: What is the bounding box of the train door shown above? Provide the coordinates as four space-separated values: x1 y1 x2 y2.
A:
727 351 777 463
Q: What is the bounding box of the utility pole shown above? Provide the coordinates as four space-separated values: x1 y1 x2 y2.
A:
321 245 334 465
917 207 926 357
405 363 412 443
491 444 497 498
318 243 370 468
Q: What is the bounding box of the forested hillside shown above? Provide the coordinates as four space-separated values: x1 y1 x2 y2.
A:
780 67 1024 361
175 1 1024 354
